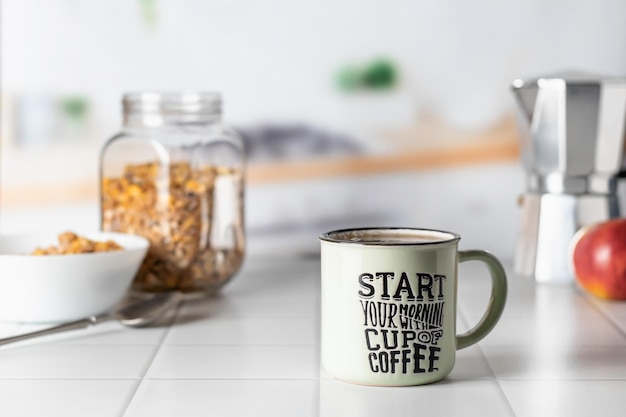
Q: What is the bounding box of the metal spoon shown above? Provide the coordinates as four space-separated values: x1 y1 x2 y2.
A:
0 291 182 347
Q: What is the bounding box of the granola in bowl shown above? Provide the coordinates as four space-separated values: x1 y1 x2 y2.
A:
31 231 123 255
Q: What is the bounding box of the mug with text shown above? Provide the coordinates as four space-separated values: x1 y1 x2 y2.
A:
320 227 507 386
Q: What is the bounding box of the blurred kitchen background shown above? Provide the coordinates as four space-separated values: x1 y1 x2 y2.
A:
1 0 625 259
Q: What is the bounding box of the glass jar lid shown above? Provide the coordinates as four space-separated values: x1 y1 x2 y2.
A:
123 92 222 116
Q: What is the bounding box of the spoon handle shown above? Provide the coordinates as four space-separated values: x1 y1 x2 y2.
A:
0 315 107 347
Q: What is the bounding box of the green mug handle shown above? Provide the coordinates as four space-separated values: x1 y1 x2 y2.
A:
456 250 508 350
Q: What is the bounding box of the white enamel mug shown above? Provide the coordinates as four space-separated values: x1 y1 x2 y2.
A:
320 227 507 386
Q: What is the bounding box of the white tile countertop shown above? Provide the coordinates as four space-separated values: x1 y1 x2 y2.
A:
1 255 626 417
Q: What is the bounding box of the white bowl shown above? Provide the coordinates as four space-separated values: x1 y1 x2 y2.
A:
0 231 149 323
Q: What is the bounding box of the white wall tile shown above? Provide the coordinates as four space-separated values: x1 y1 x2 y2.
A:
0 379 138 417
165 317 317 345
147 345 318 379
500 380 626 417
126 379 318 417
484 346 626 380
320 379 514 417
0 345 156 378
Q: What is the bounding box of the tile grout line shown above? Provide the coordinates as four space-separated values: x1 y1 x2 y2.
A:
118 299 185 417
458 299 517 417
475 342 518 416
576 290 626 340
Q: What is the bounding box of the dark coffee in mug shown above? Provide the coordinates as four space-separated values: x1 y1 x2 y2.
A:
325 229 451 245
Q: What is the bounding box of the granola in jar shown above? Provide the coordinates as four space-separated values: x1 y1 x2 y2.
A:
102 161 244 295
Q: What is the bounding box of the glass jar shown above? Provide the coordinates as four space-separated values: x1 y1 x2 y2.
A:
100 92 245 297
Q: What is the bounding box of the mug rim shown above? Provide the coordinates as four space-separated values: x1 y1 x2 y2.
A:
319 227 461 246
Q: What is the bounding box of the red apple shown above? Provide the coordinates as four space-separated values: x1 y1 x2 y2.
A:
572 218 626 300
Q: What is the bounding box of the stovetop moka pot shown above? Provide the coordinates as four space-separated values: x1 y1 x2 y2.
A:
512 73 626 284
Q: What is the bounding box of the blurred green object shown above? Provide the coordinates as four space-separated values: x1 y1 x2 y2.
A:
335 58 398 93
139 0 158 29
336 65 363 92
61 96 88 122
362 59 397 90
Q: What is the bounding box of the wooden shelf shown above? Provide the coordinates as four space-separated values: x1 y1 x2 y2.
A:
1 116 521 208
248 136 519 184
1 139 519 209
